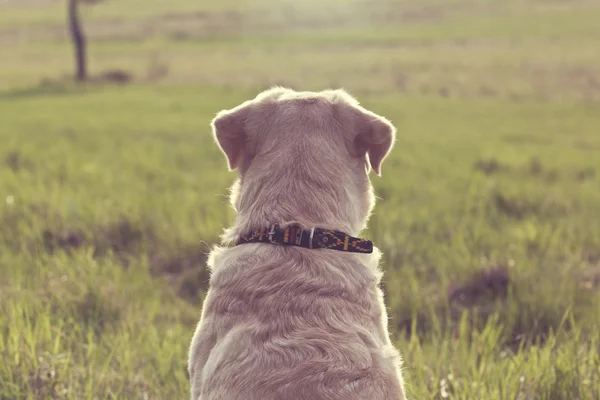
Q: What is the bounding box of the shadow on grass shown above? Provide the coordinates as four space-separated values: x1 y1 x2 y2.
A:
39 216 212 304
0 80 91 100
394 265 511 341
0 71 133 100
392 264 590 351
4 202 595 348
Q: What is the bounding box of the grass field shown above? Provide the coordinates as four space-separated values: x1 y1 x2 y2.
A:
1 0 600 399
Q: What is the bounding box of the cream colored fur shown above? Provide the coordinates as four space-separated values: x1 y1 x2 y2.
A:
188 87 407 400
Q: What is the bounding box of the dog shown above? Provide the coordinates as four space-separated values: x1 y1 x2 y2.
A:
188 87 407 400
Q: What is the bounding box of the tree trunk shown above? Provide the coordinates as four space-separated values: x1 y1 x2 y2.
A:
68 0 87 81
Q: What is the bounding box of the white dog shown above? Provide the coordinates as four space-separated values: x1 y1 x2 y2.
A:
188 87 407 400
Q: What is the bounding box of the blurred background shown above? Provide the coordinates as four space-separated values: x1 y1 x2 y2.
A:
1 0 599 399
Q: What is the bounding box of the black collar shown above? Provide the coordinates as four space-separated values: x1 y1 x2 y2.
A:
236 224 373 254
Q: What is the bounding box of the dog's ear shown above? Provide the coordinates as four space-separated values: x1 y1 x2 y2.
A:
211 100 253 171
352 106 396 176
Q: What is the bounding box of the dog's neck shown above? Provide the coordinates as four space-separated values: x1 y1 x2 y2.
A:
221 173 368 245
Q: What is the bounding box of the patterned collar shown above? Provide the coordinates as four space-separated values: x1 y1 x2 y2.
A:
236 224 373 254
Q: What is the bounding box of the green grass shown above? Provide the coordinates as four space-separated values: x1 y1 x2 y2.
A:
1 0 600 398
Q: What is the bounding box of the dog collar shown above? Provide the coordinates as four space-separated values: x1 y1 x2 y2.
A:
236 224 373 254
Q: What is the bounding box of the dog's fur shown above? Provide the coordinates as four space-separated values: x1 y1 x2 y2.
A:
188 87 407 400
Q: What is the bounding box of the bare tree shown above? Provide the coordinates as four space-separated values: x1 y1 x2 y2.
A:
68 0 87 81
68 0 103 82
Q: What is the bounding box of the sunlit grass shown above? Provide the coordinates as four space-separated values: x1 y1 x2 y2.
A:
1 0 600 398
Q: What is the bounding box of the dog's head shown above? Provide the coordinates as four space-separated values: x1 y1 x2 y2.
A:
211 87 396 235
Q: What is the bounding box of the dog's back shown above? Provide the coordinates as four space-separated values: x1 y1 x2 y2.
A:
189 244 406 400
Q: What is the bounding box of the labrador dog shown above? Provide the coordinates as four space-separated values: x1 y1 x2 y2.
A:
188 87 407 400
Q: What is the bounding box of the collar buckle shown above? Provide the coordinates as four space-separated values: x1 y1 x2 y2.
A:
267 224 278 243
